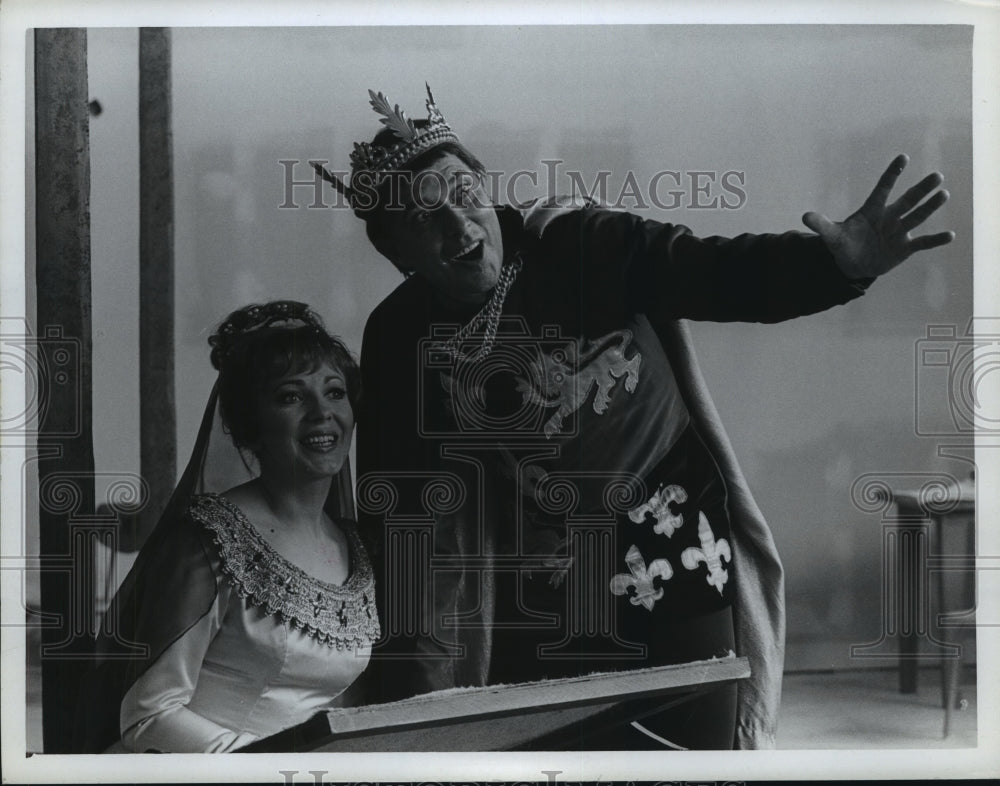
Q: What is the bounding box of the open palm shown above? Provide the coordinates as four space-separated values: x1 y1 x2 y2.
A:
801 154 954 280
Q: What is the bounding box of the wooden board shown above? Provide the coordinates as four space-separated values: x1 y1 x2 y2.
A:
241 654 749 752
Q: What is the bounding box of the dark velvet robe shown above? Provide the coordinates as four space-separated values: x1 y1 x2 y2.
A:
357 198 869 749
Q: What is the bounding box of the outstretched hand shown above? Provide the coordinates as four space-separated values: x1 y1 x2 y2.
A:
801 154 955 280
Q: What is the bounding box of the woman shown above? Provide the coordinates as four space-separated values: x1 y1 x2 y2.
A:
74 301 379 753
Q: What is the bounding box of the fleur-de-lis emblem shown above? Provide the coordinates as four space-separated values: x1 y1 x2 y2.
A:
681 512 731 595
610 544 673 610
628 484 687 537
312 591 328 618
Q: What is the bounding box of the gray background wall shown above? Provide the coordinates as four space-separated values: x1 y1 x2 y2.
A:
86 25 972 669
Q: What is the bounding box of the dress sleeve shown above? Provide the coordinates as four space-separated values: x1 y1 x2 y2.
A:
533 204 871 326
119 582 257 753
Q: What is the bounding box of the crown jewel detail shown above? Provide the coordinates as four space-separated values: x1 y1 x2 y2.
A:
316 84 461 214
348 84 459 178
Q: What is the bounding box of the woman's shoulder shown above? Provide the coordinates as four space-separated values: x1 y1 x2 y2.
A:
185 492 264 567
203 480 258 516
183 492 259 579
187 487 270 536
185 491 240 521
183 492 250 544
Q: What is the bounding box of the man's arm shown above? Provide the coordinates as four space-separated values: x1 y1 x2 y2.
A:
531 155 953 326
534 207 866 326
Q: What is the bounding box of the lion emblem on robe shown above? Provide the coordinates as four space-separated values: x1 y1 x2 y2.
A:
515 328 642 437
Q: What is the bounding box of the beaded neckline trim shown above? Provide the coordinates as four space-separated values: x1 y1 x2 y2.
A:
189 494 380 650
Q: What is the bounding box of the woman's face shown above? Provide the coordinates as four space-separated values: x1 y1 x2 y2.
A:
252 360 354 484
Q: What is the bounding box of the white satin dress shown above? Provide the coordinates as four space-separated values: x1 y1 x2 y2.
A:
118 494 379 753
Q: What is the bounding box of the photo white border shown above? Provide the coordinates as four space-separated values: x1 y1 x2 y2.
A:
2 0 998 782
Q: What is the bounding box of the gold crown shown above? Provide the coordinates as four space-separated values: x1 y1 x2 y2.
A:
314 83 460 214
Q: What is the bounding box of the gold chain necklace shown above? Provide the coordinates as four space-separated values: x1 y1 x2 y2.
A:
436 255 523 363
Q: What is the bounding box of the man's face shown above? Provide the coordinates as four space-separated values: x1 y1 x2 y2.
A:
382 153 503 306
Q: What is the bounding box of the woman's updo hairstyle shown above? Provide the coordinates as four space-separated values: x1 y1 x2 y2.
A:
208 300 360 453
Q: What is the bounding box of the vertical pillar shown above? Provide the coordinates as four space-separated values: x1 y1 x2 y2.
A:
138 28 175 540
34 27 94 753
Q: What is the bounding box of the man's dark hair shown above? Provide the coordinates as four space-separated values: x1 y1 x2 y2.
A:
360 120 487 274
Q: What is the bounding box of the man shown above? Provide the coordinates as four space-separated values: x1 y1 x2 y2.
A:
321 86 953 750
